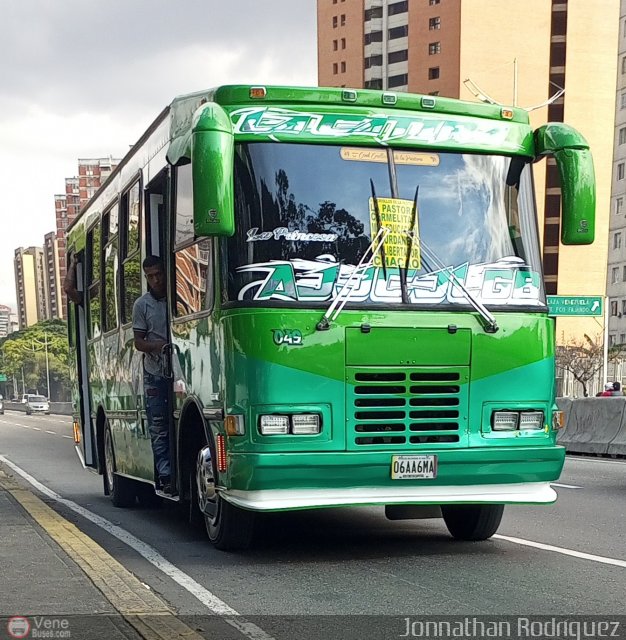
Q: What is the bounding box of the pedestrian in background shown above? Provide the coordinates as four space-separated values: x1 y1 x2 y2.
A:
612 381 623 396
600 383 614 397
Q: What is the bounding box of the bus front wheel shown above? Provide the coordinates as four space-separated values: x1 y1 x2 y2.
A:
441 504 504 541
103 422 136 508
196 444 255 550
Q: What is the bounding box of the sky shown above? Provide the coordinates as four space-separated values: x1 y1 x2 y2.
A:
0 0 317 310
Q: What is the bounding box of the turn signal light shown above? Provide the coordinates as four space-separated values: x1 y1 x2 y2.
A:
73 421 81 444
553 410 565 430
225 415 245 436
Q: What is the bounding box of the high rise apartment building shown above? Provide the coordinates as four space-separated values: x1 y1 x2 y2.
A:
54 177 80 313
78 157 117 208
54 157 119 311
43 231 62 320
607 0 626 348
0 305 12 338
14 247 47 330
317 0 619 341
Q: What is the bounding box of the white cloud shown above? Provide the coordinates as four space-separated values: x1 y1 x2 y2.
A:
0 0 317 308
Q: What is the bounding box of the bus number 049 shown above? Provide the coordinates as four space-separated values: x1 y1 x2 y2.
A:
272 329 303 346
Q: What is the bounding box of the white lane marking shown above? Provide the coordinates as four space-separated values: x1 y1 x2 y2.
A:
45 431 56 435
494 534 626 568
0 454 275 640
551 483 582 489
31 427 41 431
62 435 73 439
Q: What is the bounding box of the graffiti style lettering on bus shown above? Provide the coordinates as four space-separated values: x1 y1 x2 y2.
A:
230 107 510 148
236 256 542 306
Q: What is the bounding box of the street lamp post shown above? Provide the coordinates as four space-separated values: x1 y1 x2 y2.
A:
31 332 50 400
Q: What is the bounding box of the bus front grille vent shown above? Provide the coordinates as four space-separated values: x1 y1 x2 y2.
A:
348 368 468 448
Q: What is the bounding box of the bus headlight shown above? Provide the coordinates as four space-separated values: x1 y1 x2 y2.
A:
519 411 544 430
259 415 290 435
492 411 518 431
291 414 321 434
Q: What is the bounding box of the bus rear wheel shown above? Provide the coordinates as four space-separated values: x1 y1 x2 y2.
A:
441 504 504 541
196 444 255 550
103 421 136 508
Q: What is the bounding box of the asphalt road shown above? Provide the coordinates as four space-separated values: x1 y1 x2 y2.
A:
1 410 624 625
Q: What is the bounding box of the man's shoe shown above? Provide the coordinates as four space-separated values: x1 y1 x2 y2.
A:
159 476 177 496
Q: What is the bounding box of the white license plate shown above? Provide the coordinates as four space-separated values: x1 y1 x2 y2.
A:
391 455 437 479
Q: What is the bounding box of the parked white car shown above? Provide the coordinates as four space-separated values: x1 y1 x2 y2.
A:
25 395 50 415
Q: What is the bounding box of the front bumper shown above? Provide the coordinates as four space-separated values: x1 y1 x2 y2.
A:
221 445 565 511
224 482 556 510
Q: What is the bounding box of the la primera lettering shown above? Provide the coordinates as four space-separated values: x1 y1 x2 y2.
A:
247 227 338 243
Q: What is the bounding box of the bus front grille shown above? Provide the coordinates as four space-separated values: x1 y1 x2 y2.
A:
346 367 469 449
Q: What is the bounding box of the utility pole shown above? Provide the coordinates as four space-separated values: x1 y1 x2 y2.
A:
31 332 51 400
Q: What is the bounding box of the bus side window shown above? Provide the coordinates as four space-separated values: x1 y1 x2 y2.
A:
102 203 120 333
120 181 142 323
86 222 102 339
174 239 213 318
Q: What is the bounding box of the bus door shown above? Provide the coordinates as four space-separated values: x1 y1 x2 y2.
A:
71 252 96 468
144 170 177 488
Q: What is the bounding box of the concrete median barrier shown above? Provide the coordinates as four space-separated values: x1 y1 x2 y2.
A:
556 397 626 455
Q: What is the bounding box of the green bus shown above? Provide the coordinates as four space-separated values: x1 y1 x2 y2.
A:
67 85 595 550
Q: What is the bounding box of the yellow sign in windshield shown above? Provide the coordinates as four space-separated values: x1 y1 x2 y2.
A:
369 197 421 269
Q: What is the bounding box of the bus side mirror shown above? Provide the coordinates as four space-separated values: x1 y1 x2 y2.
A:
191 102 235 237
534 123 595 245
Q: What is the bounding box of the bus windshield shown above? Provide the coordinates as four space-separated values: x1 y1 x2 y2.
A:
225 142 544 309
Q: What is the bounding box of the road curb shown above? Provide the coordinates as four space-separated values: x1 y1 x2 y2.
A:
0 468 204 640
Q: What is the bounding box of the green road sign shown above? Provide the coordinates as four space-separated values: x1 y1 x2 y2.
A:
547 295 603 317
0 374 7 382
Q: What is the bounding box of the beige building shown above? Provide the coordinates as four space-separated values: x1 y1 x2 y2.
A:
14 247 47 330
43 231 63 320
606 0 626 350
317 0 620 343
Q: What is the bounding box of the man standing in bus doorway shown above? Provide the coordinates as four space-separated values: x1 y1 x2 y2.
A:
132 256 173 494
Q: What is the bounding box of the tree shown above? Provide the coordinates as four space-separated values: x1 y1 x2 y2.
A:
556 333 625 398
0 319 70 400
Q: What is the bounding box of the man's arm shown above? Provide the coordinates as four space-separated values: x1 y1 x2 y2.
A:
63 254 83 305
133 330 167 354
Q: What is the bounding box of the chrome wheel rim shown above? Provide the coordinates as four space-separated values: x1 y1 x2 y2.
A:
196 446 216 519
104 429 115 490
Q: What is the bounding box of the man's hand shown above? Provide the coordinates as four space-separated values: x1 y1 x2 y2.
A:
133 332 167 355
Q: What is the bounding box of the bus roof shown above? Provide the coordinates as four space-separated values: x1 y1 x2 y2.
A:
67 84 531 235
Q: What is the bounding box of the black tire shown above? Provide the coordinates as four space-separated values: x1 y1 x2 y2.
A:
441 504 504 541
196 436 255 550
206 497 256 551
103 422 136 508
136 483 162 509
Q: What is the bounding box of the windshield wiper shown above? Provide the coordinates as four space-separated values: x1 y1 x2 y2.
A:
418 242 499 334
400 183 497 333
400 185 420 305
316 225 390 331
